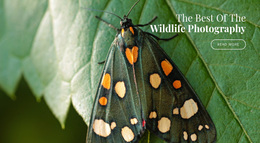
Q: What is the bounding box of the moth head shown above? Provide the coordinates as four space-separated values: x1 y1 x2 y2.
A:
120 16 133 29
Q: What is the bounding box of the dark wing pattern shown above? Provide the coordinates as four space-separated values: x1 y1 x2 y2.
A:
86 37 145 143
133 28 216 142
87 26 216 143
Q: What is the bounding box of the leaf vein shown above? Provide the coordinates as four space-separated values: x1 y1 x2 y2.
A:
206 87 216 109
227 97 260 110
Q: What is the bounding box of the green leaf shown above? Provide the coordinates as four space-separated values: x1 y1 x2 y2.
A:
0 0 259 142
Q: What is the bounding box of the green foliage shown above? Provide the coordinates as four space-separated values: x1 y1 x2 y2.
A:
0 0 259 142
0 79 86 143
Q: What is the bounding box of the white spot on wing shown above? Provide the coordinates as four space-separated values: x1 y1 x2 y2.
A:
121 126 134 142
158 117 171 133
173 108 179 115
205 125 210 129
149 111 157 119
149 73 161 89
115 81 126 98
110 122 116 130
191 133 197 141
130 118 138 125
198 125 203 131
183 131 188 140
180 99 198 119
93 119 111 137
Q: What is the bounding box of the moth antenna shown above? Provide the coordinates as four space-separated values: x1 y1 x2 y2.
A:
126 0 140 17
83 8 122 20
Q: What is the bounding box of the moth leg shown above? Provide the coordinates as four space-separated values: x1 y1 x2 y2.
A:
134 16 158 27
98 60 105 64
145 32 178 41
95 16 119 31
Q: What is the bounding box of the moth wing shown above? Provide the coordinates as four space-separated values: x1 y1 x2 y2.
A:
135 32 216 142
86 38 144 143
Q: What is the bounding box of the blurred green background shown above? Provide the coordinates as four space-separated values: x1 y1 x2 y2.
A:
0 78 87 143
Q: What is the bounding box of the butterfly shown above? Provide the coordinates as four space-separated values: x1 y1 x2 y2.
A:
86 0 216 142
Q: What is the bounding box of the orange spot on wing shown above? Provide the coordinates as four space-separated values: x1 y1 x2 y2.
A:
161 59 173 76
173 80 181 89
99 97 107 106
121 28 125 37
102 73 111 89
129 27 134 35
125 46 138 65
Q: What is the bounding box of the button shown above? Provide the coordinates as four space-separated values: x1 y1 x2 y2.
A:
211 39 246 50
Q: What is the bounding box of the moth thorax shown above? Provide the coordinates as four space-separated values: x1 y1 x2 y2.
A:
122 29 135 47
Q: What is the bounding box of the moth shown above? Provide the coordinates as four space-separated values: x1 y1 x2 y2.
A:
87 0 216 142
